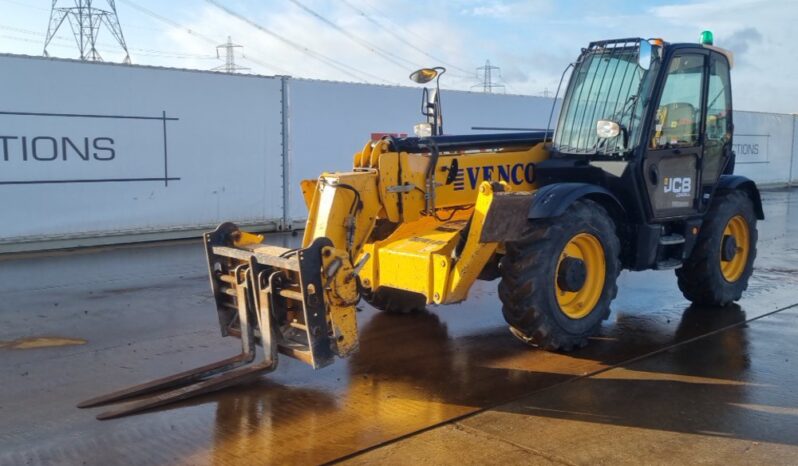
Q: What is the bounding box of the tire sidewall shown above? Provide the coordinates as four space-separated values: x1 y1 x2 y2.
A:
542 206 620 336
698 192 757 297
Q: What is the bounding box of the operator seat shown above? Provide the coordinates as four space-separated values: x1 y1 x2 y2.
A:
657 102 696 147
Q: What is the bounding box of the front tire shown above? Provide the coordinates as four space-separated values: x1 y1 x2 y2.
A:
498 199 621 351
676 190 758 306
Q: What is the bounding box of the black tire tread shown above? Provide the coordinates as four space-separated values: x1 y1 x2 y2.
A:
676 190 758 306
498 199 621 351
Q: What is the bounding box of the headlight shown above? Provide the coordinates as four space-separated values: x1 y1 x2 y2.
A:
414 123 433 137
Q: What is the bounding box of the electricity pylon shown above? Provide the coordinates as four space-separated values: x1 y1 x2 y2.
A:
44 0 131 64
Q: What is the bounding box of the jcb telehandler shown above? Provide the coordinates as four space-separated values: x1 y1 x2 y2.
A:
80 34 763 419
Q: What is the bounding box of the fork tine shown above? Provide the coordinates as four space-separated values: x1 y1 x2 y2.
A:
95 359 276 420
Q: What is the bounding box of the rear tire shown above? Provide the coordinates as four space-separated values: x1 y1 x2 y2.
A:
498 199 621 351
362 287 427 314
676 190 758 306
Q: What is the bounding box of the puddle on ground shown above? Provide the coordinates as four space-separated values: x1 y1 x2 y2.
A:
0 336 87 350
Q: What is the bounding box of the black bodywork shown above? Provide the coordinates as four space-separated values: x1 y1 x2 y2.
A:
534 39 763 270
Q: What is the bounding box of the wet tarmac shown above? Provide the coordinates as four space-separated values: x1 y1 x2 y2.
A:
0 188 796 465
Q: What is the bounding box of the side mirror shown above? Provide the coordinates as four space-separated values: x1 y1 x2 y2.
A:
596 120 621 139
638 39 652 70
410 67 446 136
409 68 439 84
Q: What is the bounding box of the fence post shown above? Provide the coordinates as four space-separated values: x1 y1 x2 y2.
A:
790 113 797 187
280 76 292 230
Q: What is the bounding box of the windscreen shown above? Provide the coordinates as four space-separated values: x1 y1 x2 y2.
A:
554 40 655 156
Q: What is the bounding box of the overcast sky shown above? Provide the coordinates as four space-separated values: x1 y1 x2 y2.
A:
1 0 794 113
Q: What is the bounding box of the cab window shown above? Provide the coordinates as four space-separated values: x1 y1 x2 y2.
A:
703 54 732 184
650 54 705 149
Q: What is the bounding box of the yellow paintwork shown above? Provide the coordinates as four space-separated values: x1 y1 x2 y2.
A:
555 232 606 319
320 246 359 357
354 140 372 168
307 141 549 301
721 214 750 282
369 214 467 300
376 151 403 222
302 170 381 253
288 138 549 353
300 179 317 210
233 230 264 247
444 181 503 303
299 170 383 355
384 148 545 222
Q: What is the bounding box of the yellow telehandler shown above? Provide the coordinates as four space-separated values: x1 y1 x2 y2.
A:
80 34 763 419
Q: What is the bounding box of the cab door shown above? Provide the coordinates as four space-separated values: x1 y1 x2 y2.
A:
642 51 707 219
699 52 734 211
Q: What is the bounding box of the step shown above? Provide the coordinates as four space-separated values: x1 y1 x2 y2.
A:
655 258 682 270
659 234 686 246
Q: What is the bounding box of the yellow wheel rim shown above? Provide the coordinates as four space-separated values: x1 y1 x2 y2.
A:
555 233 606 319
720 215 750 282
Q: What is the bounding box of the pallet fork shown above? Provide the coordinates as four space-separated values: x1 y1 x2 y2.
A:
78 223 343 419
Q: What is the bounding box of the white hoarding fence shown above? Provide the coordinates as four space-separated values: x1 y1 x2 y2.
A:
732 134 768 164
0 54 285 252
0 110 175 185
0 54 796 252
732 111 796 186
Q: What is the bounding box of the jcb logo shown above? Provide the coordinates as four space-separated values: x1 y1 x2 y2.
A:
664 177 692 196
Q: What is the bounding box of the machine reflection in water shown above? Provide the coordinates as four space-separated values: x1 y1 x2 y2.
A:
194 303 755 465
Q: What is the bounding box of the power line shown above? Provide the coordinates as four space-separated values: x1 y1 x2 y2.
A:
118 0 218 45
2 33 216 60
0 23 216 60
118 0 288 74
350 2 447 54
205 0 396 84
0 0 50 11
0 23 72 41
339 0 473 77
1 34 48 45
287 0 422 71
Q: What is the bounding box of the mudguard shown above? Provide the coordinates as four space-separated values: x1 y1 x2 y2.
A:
716 175 765 220
479 182 624 243
528 182 624 219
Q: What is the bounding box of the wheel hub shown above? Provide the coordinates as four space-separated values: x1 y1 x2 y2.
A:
720 214 750 283
721 234 737 261
557 257 587 292
555 232 606 320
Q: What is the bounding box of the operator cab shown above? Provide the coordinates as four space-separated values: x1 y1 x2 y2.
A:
542 34 735 225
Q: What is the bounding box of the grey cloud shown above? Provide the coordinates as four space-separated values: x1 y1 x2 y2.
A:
724 27 763 56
